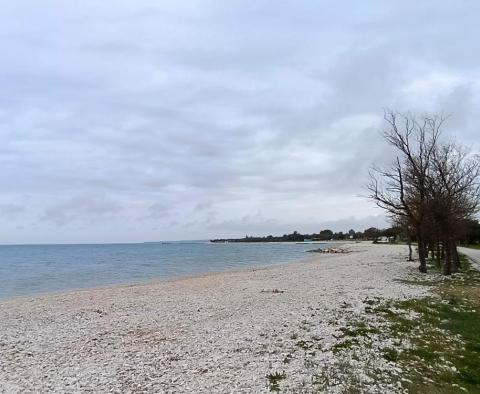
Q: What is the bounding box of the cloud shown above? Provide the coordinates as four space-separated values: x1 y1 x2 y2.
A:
0 204 26 220
40 196 122 226
0 1 479 242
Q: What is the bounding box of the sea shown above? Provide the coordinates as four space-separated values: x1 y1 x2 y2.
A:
0 241 331 299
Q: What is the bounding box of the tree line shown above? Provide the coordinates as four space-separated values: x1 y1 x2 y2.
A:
367 111 480 275
210 221 480 245
211 227 407 243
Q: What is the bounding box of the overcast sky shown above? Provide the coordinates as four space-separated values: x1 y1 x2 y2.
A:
1 1 479 244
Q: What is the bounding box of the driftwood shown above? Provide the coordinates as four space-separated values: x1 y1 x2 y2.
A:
260 289 285 294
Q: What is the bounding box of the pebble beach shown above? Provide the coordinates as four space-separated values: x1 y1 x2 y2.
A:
0 243 428 393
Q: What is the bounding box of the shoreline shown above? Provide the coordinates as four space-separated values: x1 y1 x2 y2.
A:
0 242 331 304
0 243 427 393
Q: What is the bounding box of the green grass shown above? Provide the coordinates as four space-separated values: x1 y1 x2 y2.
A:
463 243 480 250
397 278 442 286
330 320 381 354
280 252 480 393
296 340 314 350
331 338 359 354
375 255 480 393
339 321 380 338
382 347 399 362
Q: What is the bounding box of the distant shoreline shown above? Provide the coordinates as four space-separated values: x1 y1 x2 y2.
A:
209 239 356 243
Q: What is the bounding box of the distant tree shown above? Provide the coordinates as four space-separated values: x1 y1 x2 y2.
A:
460 219 480 244
364 227 381 240
319 229 334 240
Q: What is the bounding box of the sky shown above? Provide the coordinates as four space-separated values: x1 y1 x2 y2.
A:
1 1 479 244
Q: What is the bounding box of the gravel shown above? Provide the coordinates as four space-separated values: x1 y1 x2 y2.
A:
0 243 428 393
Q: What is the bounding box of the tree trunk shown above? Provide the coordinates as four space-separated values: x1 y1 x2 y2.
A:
417 231 427 273
443 241 452 275
408 239 414 262
452 242 460 272
436 241 441 268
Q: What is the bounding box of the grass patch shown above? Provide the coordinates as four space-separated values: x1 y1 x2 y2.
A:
331 338 359 354
310 356 364 392
463 243 480 250
296 340 314 350
330 320 381 355
340 321 380 338
397 278 441 286
376 254 480 393
382 347 399 362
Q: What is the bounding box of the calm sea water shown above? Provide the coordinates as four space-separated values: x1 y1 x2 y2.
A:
0 242 330 299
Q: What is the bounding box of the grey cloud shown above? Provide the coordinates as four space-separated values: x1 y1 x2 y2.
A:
137 202 175 221
0 204 26 220
40 196 122 226
1 1 479 243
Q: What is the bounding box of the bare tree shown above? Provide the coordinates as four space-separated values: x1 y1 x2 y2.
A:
428 143 480 274
367 110 480 275
367 110 444 272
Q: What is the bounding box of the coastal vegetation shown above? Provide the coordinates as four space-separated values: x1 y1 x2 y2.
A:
367 111 480 274
327 254 480 393
211 227 402 243
210 220 480 248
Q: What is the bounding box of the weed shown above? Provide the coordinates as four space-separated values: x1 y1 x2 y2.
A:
310 356 365 392
382 347 399 362
296 340 314 350
266 371 286 392
331 338 358 353
340 321 380 338
282 353 293 364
